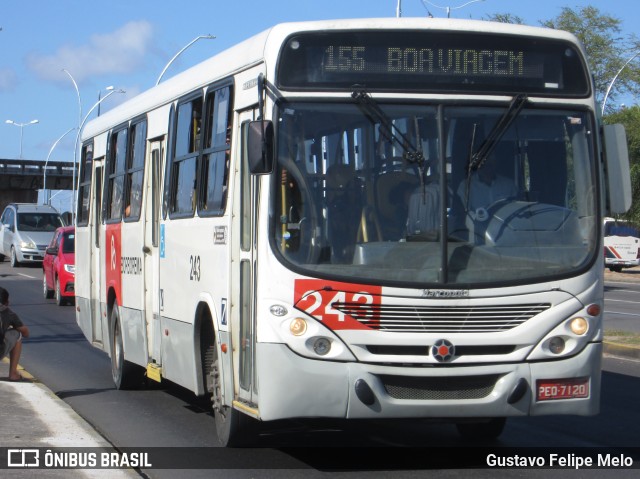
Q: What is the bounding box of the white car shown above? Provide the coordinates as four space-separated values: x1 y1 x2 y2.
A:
0 203 65 267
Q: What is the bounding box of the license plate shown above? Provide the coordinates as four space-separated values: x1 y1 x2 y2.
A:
536 377 590 401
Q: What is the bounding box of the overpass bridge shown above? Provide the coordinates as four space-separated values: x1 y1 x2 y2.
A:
0 158 74 214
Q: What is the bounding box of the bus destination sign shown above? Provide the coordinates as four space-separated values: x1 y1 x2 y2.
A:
277 31 589 96
323 45 526 78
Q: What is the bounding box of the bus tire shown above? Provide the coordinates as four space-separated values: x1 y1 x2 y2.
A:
110 304 143 390
455 417 506 440
211 351 256 447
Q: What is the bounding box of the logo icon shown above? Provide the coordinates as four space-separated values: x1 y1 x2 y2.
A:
111 234 116 271
8 449 39 468
432 339 455 362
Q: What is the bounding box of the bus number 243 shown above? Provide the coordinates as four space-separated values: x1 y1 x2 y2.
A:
299 290 374 322
189 255 201 281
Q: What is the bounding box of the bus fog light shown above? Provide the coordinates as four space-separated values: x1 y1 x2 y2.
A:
570 317 588 335
312 337 331 356
548 336 565 354
289 317 307 336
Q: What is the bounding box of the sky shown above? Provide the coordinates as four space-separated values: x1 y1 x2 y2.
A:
1 0 639 213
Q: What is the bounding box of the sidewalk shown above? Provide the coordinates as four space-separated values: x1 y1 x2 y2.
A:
0 358 139 478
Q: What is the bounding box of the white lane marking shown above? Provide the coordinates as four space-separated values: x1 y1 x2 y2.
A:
605 298 640 304
605 310 640 317
17 272 39 280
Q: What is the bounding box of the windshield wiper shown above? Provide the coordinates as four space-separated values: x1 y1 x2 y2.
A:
352 89 432 203
352 89 425 167
468 93 528 173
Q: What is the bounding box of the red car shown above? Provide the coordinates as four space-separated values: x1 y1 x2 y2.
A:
43 226 75 306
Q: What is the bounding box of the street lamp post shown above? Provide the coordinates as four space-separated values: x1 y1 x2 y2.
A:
43 127 76 205
97 86 114 117
70 88 125 221
602 50 640 114
421 0 485 18
156 34 215 86
62 69 82 129
5 119 39 159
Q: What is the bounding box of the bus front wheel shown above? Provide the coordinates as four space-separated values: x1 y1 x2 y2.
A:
211 354 256 447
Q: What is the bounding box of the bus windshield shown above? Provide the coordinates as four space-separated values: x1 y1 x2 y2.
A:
272 100 598 286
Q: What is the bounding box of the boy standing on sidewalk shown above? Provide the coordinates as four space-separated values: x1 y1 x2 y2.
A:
0 286 30 381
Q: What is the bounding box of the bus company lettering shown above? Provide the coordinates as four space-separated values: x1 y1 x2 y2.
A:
422 289 469 298
121 256 142 275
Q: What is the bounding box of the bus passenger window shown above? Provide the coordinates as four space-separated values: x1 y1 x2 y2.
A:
200 86 232 215
170 97 203 216
124 120 147 220
107 128 128 221
77 142 93 226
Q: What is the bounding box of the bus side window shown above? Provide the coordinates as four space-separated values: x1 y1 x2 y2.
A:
170 96 203 216
106 128 128 221
77 142 94 226
199 85 232 215
124 119 147 220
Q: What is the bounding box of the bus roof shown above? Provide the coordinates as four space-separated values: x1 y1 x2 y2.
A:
82 17 584 141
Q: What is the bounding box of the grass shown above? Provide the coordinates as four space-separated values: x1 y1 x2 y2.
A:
604 330 640 347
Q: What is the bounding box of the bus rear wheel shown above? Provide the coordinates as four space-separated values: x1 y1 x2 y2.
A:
110 304 143 390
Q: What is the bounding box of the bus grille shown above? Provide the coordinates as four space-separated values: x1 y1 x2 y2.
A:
380 374 501 400
333 303 550 333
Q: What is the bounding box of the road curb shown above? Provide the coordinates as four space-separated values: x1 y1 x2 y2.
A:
603 341 640 360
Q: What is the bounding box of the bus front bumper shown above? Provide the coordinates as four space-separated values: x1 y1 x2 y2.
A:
255 341 601 421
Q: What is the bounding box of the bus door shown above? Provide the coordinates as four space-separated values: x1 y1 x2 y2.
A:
232 109 258 406
143 139 163 368
90 160 104 345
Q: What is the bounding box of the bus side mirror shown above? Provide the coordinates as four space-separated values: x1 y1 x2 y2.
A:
247 120 274 174
603 124 632 214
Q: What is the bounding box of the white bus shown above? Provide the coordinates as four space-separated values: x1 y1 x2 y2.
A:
604 217 640 272
75 18 632 446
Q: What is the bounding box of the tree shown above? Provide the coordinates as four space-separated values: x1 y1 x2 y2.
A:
541 6 640 111
488 6 640 112
605 107 640 224
484 13 524 24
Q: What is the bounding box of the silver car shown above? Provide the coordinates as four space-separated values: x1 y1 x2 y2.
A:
0 203 65 267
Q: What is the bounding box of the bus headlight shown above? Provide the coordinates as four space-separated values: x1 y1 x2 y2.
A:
570 317 588 335
271 306 355 361
527 311 598 361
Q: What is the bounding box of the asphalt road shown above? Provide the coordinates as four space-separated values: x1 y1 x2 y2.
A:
1 261 639 478
604 268 640 333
